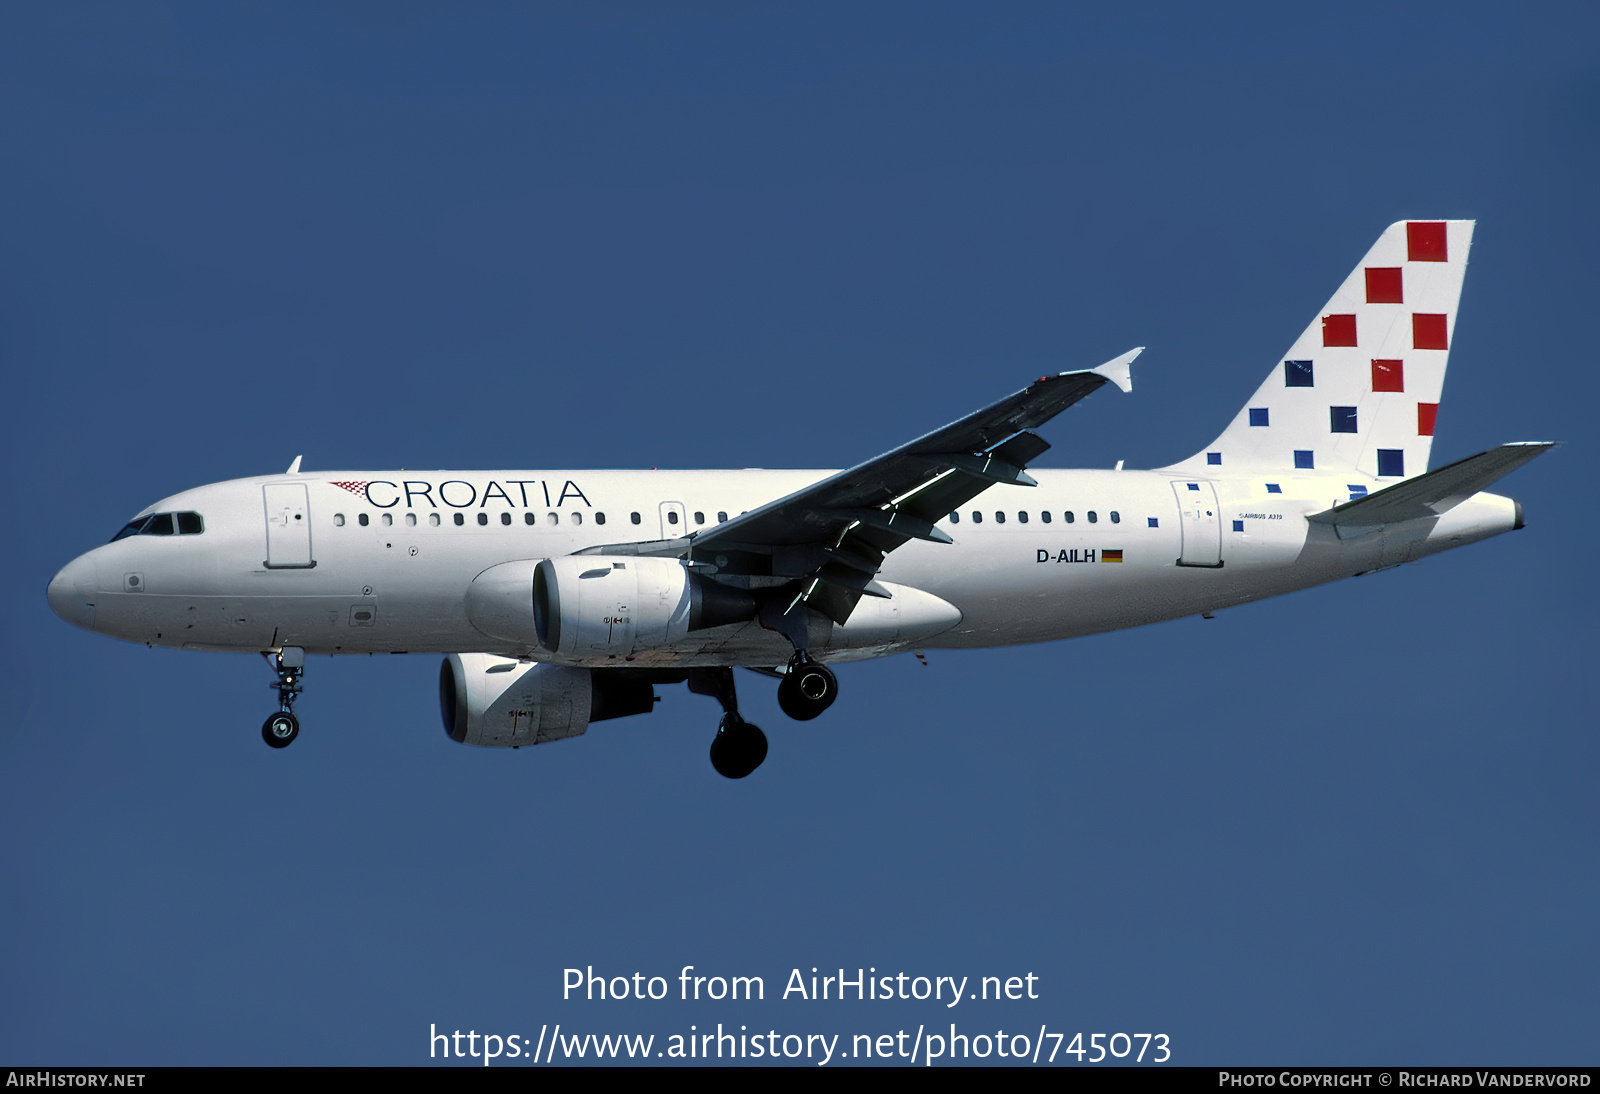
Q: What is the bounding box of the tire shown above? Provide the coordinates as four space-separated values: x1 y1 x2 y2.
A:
776 661 837 721
262 711 299 748
709 718 768 778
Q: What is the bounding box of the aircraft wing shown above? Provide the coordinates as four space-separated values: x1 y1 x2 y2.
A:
578 348 1139 624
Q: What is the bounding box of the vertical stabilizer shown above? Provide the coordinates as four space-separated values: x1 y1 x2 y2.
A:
1169 220 1474 480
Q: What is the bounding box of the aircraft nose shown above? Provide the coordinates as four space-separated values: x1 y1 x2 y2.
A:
47 554 97 631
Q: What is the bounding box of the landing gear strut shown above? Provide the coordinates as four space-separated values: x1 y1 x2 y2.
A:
689 667 767 779
777 654 837 721
756 594 841 723
261 647 305 749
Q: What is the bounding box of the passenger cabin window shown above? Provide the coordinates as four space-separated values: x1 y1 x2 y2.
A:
694 511 704 525
500 513 512 526
596 513 607 525
995 511 1005 524
525 513 536 525
429 513 440 527
971 511 983 523
1018 511 1028 524
358 513 369 526
571 512 583 526
1064 512 1075 523
381 513 392 527
1088 511 1098 523
453 513 464 526
949 512 959 524
717 511 727 523
405 513 416 527
631 512 641 525
477 513 488 526
1110 511 1121 524
1041 511 1052 523
547 513 558 526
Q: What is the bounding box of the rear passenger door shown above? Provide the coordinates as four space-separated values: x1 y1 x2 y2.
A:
1171 480 1222 567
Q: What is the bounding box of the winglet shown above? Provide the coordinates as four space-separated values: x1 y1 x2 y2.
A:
1087 347 1141 393
286 455 303 474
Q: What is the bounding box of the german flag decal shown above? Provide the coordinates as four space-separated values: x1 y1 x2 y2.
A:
1102 549 1124 563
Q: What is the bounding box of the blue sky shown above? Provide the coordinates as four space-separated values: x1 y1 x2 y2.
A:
3 2 1596 1066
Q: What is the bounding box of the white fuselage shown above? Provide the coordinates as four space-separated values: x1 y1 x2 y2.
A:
47 467 1521 666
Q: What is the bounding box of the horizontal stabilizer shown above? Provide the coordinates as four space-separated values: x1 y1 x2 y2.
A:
1309 442 1555 526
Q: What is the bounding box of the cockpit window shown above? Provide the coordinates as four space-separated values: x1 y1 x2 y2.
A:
109 511 205 542
111 518 149 542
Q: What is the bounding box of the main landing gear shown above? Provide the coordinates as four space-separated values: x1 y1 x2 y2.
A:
261 647 305 749
757 596 839 725
690 667 768 779
776 653 838 722
687 656 841 778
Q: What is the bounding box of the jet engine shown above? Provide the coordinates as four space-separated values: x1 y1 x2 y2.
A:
439 652 657 747
466 555 755 656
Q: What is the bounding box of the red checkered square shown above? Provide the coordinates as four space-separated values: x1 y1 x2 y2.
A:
1417 403 1438 436
1322 314 1357 347
1371 359 1404 392
1407 222 1448 262
1413 313 1448 350
1365 267 1403 303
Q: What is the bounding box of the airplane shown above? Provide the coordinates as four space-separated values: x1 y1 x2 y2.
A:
47 220 1553 778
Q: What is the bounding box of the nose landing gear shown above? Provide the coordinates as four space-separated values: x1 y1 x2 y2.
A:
260 647 305 749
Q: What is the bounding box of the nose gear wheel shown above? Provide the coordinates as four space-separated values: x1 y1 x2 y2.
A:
262 711 299 748
260 647 306 749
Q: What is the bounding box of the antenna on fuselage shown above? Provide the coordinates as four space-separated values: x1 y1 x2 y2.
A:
285 455 303 474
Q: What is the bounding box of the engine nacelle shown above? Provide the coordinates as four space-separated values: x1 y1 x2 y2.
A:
466 555 755 656
439 652 656 747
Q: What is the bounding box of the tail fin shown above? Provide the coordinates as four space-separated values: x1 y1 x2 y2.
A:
1170 220 1474 480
